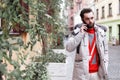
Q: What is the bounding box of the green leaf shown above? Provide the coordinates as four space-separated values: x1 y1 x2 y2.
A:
0 63 7 74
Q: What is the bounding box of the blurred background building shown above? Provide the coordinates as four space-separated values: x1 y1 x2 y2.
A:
63 0 94 32
63 0 120 45
94 0 120 45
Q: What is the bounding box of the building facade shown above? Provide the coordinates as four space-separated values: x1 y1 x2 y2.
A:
66 0 120 45
94 0 120 45
66 0 95 30
74 0 95 25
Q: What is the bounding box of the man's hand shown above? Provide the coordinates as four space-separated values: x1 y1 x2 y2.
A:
80 24 88 33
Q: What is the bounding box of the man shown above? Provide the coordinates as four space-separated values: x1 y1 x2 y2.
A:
66 8 109 80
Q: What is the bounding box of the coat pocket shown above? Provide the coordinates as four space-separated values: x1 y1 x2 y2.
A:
73 62 85 80
98 65 105 79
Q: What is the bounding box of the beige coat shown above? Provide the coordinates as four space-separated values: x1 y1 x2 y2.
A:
66 24 109 80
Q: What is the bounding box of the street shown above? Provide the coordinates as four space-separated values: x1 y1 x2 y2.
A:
108 45 120 80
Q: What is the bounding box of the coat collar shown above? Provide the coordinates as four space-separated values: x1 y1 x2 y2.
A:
94 24 105 36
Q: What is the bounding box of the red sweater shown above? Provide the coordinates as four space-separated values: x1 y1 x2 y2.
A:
87 28 100 73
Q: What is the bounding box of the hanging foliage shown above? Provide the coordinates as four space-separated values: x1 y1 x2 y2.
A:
0 0 65 80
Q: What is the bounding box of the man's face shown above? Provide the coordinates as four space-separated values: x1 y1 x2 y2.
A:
82 12 95 28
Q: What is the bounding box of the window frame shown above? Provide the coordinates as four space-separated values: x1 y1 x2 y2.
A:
96 9 99 20
101 6 105 19
108 3 112 17
0 0 29 36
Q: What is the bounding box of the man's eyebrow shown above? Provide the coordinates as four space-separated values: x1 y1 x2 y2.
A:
85 17 94 19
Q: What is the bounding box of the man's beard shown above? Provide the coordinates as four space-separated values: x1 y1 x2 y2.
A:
82 20 94 29
86 23 94 28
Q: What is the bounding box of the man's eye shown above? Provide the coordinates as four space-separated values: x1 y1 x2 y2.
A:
86 18 89 20
91 17 94 19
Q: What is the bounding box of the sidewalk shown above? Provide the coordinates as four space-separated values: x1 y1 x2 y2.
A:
48 49 76 80
108 45 120 80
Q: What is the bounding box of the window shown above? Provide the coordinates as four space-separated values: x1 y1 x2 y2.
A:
118 0 120 14
94 0 98 2
0 0 29 35
12 0 29 34
70 17 74 25
108 3 112 17
118 25 120 44
96 9 99 20
76 0 81 11
101 6 105 19
109 26 112 41
77 2 81 11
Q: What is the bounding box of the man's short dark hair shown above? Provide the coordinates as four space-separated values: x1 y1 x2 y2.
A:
80 8 93 18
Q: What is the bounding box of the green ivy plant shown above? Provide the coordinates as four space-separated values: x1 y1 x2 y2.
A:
0 0 65 80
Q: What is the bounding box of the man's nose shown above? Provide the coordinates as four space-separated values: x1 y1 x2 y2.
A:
89 19 93 23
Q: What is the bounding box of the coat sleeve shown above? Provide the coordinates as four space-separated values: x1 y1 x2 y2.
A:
65 31 84 52
103 32 109 70
98 25 109 69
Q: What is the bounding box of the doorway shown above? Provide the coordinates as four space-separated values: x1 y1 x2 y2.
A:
119 25 120 44
109 26 112 41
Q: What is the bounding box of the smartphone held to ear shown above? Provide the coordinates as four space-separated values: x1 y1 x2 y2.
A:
82 24 88 31
84 29 87 31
